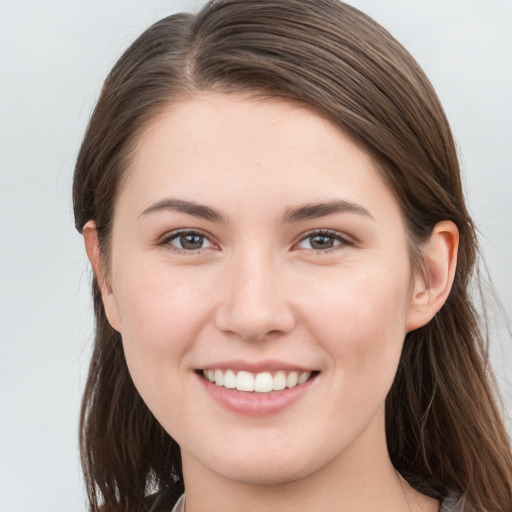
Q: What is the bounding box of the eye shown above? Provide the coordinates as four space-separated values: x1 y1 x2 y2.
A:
162 230 214 252
296 230 352 252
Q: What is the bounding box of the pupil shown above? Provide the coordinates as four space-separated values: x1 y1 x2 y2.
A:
181 234 203 250
311 235 333 250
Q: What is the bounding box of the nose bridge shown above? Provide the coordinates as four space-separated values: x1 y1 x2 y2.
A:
215 245 295 341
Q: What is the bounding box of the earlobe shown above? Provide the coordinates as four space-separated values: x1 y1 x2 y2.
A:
83 220 122 332
406 221 459 332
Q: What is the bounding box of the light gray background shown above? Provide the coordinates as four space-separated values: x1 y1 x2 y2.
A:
1 1 510 510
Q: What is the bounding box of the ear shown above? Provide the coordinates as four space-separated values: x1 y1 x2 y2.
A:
406 221 459 332
83 220 122 332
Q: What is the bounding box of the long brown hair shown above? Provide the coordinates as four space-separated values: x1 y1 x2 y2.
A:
73 1 512 510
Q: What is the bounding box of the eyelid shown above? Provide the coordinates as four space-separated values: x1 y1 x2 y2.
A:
293 229 355 252
159 228 218 253
158 228 354 254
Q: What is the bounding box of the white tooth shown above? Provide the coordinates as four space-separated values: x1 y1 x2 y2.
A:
286 371 298 388
273 371 287 391
214 369 224 386
207 370 215 382
236 371 254 391
224 369 236 388
298 371 311 384
254 372 273 393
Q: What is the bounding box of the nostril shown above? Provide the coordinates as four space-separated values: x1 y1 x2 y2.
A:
214 307 296 343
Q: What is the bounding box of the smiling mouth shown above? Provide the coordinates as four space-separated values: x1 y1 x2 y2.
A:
200 369 318 393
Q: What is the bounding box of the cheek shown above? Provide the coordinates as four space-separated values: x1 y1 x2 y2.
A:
110 263 217 426
112 262 214 365
307 264 411 388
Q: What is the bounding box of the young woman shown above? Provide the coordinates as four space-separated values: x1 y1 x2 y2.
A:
73 1 512 511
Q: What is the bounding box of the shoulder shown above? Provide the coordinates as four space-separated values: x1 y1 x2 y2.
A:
145 482 184 512
440 493 475 512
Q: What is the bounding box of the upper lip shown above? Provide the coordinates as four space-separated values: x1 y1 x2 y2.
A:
198 359 318 373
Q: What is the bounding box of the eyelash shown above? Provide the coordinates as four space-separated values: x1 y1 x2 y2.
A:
294 229 354 254
160 229 216 254
159 229 354 254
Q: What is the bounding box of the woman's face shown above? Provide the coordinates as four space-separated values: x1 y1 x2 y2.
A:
99 92 422 485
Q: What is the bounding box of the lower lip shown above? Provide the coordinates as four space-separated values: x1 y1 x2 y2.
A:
197 372 317 416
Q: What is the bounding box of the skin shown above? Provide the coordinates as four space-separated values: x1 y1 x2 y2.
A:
84 92 458 512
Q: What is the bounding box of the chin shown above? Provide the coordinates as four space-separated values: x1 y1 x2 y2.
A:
195 442 328 487
218 461 314 486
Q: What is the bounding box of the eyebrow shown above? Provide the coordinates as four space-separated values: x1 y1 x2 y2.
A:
282 199 374 223
139 198 227 223
139 197 373 224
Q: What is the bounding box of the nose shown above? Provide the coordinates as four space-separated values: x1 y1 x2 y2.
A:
214 251 296 342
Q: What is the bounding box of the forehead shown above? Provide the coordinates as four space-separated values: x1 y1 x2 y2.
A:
119 91 399 221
